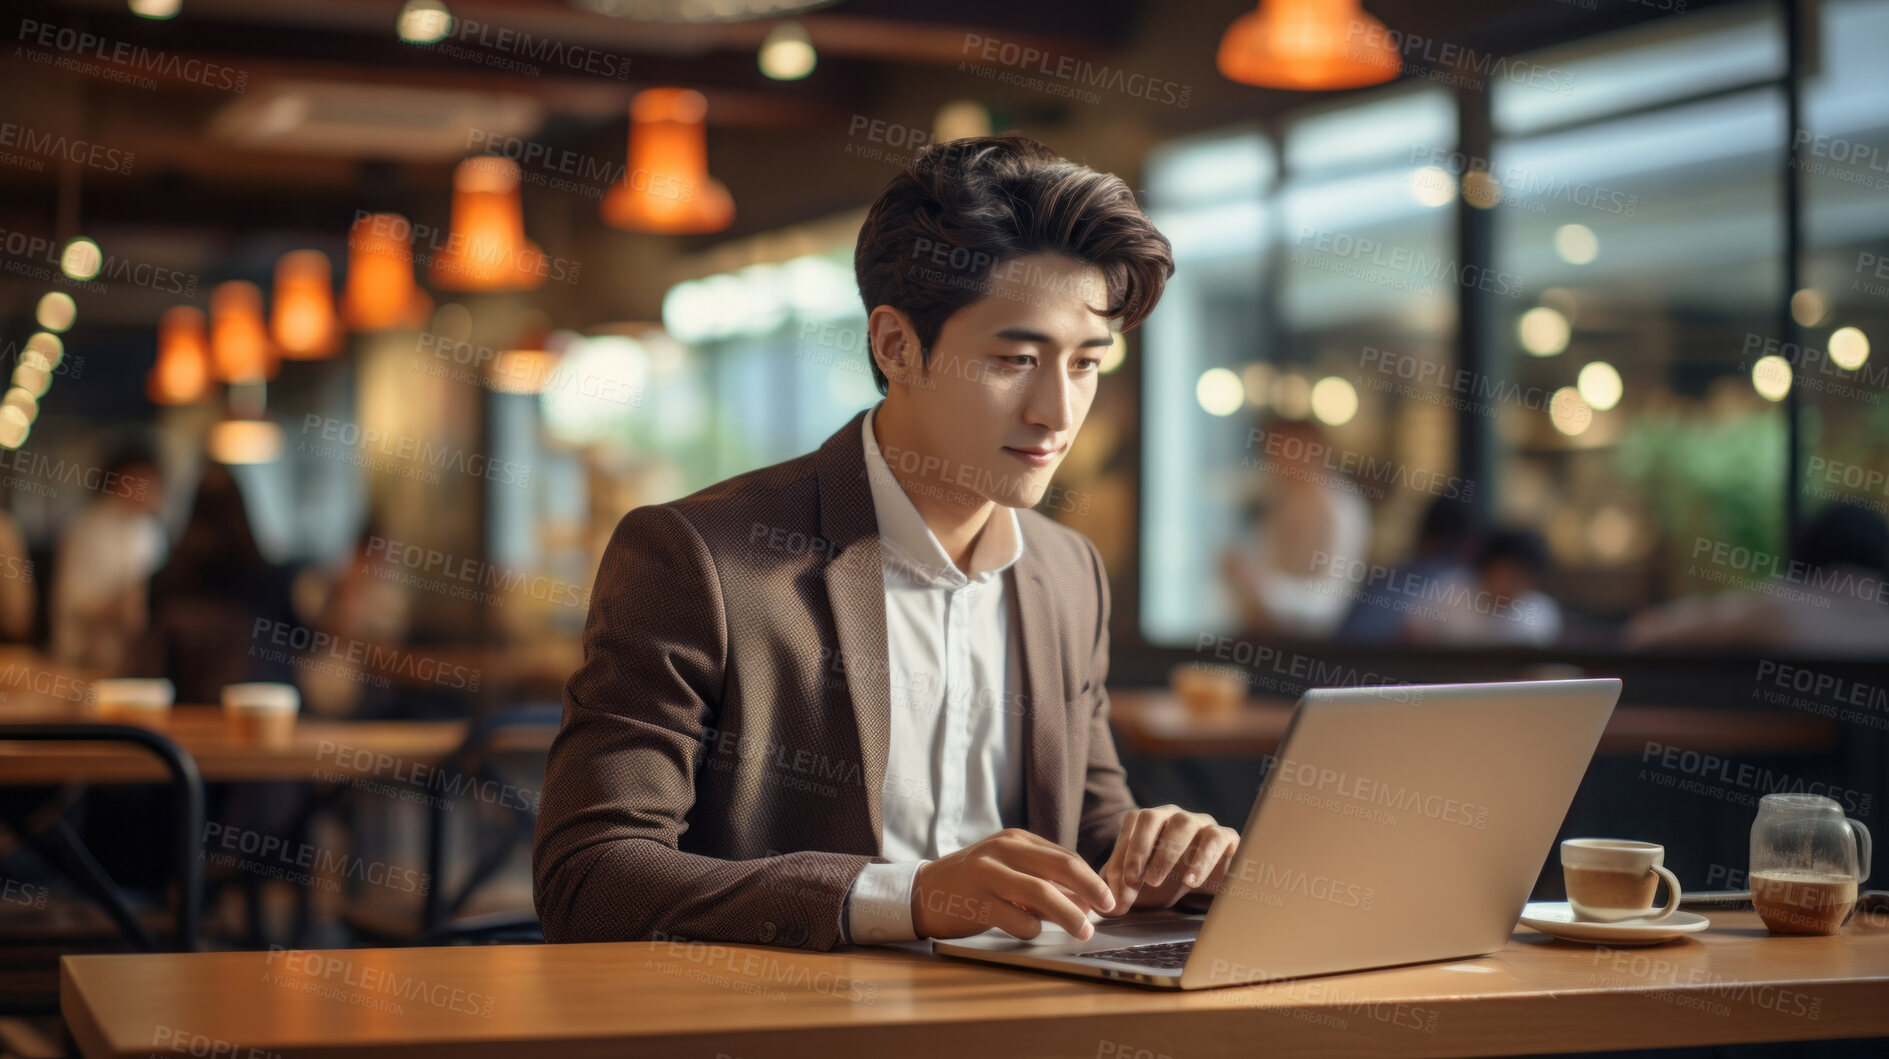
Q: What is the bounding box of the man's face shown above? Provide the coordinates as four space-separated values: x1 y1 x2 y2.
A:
877 251 1112 510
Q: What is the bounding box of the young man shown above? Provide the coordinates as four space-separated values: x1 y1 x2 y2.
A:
534 135 1238 951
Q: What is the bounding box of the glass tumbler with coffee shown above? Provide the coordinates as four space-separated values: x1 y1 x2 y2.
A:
1750 793 1871 935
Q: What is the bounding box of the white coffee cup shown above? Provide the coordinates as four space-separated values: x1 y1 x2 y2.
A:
1561 838 1683 923
222 682 300 744
91 678 175 724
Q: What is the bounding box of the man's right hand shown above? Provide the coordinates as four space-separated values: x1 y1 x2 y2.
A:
910 828 1117 941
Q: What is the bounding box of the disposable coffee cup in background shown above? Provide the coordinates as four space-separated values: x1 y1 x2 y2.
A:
222 682 300 745
1561 838 1683 923
91 678 175 726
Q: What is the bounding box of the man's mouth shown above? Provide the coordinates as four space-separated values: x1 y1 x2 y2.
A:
1003 443 1064 468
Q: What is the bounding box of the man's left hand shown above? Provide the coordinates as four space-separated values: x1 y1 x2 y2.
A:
1097 805 1238 914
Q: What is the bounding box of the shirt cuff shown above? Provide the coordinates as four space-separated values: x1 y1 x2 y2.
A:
844 860 925 945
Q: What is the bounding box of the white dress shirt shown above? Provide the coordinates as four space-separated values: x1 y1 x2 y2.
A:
841 403 1026 944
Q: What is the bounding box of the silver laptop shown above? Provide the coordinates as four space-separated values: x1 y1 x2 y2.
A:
933 677 1622 989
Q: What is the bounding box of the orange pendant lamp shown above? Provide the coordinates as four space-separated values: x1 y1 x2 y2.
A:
343 213 432 330
1218 0 1402 91
602 88 735 235
209 280 275 383
271 249 342 359
148 305 213 404
431 156 545 291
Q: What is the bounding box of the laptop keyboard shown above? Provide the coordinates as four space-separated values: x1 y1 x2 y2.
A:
1078 940 1193 970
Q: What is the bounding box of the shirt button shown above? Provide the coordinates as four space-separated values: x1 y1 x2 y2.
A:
758 921 778 943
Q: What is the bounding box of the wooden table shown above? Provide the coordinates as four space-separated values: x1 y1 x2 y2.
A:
1108 690 1842 759
59 909 1889 1058
0 705 472 785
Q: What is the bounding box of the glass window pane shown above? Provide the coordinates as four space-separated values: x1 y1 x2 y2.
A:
1490 87 1785 638
1492 2 1783 135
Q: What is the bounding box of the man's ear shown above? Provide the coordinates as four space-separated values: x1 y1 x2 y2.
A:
868 305 921 386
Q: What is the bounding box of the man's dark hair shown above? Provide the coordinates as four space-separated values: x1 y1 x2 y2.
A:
853 134 1175 395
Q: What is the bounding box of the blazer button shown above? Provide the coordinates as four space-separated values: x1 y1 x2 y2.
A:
758 921 778 943
783 923 808 946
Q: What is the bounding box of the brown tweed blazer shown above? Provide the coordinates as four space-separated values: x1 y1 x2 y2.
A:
533 406 1139 951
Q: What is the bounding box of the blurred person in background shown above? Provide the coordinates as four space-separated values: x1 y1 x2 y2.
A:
294 523 411 717
1337 495 1474 644
0 505 36 641
138 464 298 702
1408 527 1563 647
1219 418 1371 638
50 444 167 674
1624 501 1889 656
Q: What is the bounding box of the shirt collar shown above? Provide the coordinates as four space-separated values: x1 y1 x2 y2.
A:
861 402 1023 587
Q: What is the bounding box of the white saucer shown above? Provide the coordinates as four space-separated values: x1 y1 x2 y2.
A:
1517 902 1710 945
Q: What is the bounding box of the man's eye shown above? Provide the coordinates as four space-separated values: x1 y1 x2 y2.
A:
1000 355 1036 368
1075 357 1101 372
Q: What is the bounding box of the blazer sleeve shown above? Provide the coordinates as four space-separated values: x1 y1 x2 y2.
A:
1075 536 1139 868
532 504 880 950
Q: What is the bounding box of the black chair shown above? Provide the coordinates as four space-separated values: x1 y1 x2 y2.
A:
422 704 560 938
342 704 559 946
0 724 204 954
0 725 204 1015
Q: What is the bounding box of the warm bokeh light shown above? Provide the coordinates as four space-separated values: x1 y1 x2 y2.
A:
150 306 214 405
271 250 342 359
344 213 432 330
396 0 453 43
1576 360 1623 411
1240 361 1273 407
1751 354 1792 402
759 22 816 80
1271 372 1312 419
1553 223 1599 265
933 100 992 141
61 237 102 281
1217 0 1402 90
210 280 275 383
1548 386 1592 436
1410 166 1455 207
1309 376 1359 426
602 88 736 235
12 361 50 399
1790 288 1827 327
23 332 63 368
209 420 284 465
0 415 27 450
129 0 181 17
489 351 558 395
1518 306 1571 356
1196 367 1245 417
1588 505 1639 562
1099 332 1127 374
1 388 37 427
35 291 76 332
432 157 546 291
1828 326 1870 371
1462 170 1502 209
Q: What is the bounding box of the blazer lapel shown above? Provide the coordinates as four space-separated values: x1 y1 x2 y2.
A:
815 410 890 852
1010 541 1067 847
